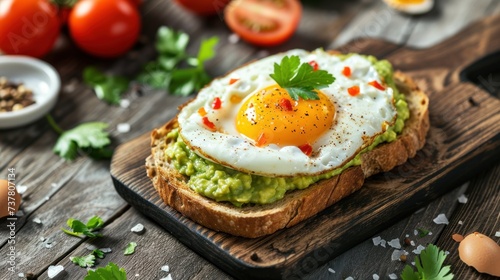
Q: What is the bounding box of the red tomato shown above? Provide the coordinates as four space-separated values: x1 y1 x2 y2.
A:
68 0 141 58
0 0 61 57
224 0 302 46
175 0 230 15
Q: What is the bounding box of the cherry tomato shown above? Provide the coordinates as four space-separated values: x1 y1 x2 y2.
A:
0 0 61 57
175 0 230 15
224 0 302 46
68 0 141 58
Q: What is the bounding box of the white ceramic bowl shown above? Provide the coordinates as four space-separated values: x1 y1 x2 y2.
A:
0 56 60 129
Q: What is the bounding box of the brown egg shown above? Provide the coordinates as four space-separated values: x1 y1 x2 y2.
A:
458 232 500 277
0 179 21 218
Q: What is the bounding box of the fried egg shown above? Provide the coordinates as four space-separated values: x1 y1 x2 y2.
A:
383 0 434 15
177 49 397 176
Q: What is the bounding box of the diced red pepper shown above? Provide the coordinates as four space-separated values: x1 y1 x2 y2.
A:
308 60 319 71
347 85 360 96
198 107 207 116
298 143 313 156
279 98 293 111
256 132 267 147
212 97 222 110
229 78 239 85
202 116 216 131
368 80 385 91
342 66 351 77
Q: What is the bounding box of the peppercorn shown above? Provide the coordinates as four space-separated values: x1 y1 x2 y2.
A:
0 77 36 113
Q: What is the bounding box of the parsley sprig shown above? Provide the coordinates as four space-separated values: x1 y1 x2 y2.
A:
124 242 137 255
401 244 454 280
83 67 129 105
47 115 113 161
137 26 219 96
84 262 127 280
62 216 104 238
70 249 105 268
270 55 335 100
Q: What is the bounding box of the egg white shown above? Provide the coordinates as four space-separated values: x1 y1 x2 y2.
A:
177 49 397 176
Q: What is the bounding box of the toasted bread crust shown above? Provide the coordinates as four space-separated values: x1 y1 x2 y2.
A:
146 71 429 238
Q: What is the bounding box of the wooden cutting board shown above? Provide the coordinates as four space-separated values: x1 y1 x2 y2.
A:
110 15 500 280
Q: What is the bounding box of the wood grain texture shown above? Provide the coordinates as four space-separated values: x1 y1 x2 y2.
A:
110 15 500 279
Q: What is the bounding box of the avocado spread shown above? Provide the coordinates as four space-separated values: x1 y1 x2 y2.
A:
165 56 409 207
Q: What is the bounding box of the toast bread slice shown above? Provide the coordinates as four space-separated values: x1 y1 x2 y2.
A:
145 71 429 238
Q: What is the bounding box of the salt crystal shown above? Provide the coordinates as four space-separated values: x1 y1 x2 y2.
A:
160 275 172 280
412 245 426 254
457 194 468 203
100 248 112 253
120 99 131 108
388 238 401 249
458 220 463 225
86 245 98 251
228 33 240 44
445 251 450 255
411 262 415 266
161 265 170 273
429 232 433 235
51 183 57 188
405 234 409 238
18 273 24 278
131 223 145 234
380 240 387 248
433 213 449 225
47 265 64 278
345 277 354 280
45 196 50 201
413 229 418 236
373 274 379 280
391 250 404 261
33 218 42 224
16 185 28 194
135 274 140 277
388 273 397 279
372 236 382 246
495 231 500 237
117 123 131 133
40 237 46 242
410 240 415 246
45 243 54 249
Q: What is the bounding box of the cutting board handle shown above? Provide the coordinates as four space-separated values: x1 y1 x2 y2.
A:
460 50 500 97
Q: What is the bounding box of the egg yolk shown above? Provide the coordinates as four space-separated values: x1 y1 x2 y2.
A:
236 85 335 147
393 0 425 3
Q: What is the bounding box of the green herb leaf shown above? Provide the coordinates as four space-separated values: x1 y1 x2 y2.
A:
62 216 104 238
417 228 430 238
84 263 127 280
269 55 335 100
53 122 111 161
138 26 218 96
124 242 137 255
92 249 105 259
156 26 189 57
70 254 96 268
84 67 129 105
401 244 454 280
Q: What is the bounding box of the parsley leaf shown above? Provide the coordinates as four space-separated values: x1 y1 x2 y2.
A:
92 249 105 259
70 254 96 268
137 26 218 96
83 67 129 105
84 263 127 280
401 244 454 280
62 216 104 238
124 242 137 255
70 249 106 268
52 122 112 161
269 55 335 100
417 228 430 238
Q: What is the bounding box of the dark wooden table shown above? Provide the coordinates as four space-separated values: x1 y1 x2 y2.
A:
1 0 499 279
